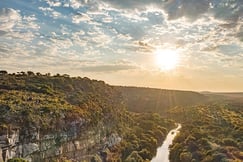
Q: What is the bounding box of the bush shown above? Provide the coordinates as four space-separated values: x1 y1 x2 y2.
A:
7 158 27 162
222 138 237 147
212 153 227 162
125 151 144 162
180 152 192 162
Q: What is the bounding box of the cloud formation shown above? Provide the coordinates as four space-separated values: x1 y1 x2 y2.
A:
0 8 21 31
80 64 138 72
0 0 243 91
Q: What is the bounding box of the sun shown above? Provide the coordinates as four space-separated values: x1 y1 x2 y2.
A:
154 49 179 71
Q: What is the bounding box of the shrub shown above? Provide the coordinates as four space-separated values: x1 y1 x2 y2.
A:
7 158 27 162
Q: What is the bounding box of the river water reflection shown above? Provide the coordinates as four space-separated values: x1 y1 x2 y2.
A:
151 124 181 162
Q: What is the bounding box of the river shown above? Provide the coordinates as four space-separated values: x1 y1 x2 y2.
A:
151 124 181 162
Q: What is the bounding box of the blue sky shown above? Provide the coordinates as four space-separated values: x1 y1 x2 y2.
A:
0 0 243 91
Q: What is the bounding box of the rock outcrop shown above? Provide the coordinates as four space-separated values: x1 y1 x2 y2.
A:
0 118 121 162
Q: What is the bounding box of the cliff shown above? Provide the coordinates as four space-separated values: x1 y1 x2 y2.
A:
0 72 124 162
0 72 175 162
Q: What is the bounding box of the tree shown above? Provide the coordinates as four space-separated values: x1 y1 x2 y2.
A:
222 138 237 147
0 70 7 75
36 72 41 76
125 151 144 162
169 143 183 162
20 71 26 75
139 149 152 160
180 152 192 162
27 71 35 76
62 74 70 78
91 155 102 162
212 153 227 162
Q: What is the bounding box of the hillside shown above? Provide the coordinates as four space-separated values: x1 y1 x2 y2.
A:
116 86 208 115
168 103 243 162
0 71 174 162
115 87 243 161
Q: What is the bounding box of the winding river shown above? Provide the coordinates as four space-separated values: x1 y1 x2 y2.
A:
151 124 181 162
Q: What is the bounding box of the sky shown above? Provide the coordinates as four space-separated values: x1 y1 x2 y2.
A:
0 0 243 92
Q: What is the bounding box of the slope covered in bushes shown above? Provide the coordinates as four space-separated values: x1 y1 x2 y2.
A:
116 86 208 115
0 71 174 162
168 103 243 162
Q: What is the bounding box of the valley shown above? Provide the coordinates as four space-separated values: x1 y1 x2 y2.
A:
0 71 242 162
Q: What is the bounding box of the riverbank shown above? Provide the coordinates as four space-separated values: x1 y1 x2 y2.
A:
151 124 181 162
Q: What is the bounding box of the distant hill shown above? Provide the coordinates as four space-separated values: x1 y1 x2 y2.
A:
215 92 243 99
202 91 243 103
115 86 209 115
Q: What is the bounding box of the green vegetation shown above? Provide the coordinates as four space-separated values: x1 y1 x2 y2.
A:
116 86 243 162
0 71 124 133
117 113 174 161
117 86 208 115
168 103 243 162
0 71 175 161
0 90 82 132
5 71 241 162
7 158 27 162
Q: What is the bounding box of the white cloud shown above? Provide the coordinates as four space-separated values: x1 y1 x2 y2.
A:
1 0 242 91
0 8 21 31
70 0 82 9
77 59 139 72
71 30 87 46
38 7 53 12
102 17 113 23
0 8 40 43
39 6 62 19
21 15 40 31
45 0 62 7
52 11 62 19
72 13 91 23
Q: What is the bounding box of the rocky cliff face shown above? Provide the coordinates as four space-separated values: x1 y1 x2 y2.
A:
0 118 121 162
0 73 125 162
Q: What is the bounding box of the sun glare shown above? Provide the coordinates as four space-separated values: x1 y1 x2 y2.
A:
155 49 179 71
